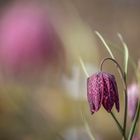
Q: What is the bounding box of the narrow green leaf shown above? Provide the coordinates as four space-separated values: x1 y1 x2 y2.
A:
95 31 115 59
78 57 95 140
117 33 129 74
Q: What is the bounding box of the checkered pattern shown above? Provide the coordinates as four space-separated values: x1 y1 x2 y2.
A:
87 72 119 114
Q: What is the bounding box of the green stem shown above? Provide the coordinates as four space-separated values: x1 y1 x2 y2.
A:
123 79 128 139
100 58 127 139
110 111 125 138
128 102 140 140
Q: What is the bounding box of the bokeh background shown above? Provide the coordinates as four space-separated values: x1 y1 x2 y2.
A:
0 0 140 140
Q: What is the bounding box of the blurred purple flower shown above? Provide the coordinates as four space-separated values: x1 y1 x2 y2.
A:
127 83 139 120
133 135 140 140
87 72 119 114
0 3 65 78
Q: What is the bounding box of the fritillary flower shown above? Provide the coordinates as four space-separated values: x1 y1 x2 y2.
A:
87 72 119 114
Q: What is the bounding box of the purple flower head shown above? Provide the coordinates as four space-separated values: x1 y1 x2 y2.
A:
127 83 139 120
87 72 119 114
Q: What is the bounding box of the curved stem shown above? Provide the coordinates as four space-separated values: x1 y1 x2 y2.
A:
100 57 127 139
100 58 126 89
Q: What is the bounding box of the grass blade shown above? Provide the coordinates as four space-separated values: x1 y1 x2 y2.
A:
95 31 115 59
79 56 89 77
79 57 95 140
117 33 129 74
81 111 96 140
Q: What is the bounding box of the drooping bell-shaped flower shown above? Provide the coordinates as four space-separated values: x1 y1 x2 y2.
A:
127 83 139 120
87 72 119 114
